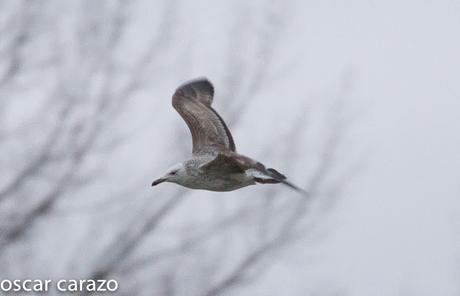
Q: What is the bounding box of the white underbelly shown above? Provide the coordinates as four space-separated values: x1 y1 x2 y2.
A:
181 173 255 192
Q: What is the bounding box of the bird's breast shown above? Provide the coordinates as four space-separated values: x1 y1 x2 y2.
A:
179 172 254 192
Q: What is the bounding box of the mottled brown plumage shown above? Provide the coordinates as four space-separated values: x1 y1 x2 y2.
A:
172 79 235 154
152 78 305 193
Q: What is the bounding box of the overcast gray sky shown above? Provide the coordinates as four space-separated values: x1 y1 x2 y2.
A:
114 0 460 294
2 0 460 295
244 0 460 295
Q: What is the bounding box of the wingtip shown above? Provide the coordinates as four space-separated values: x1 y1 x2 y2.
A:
173 77 215 108
189 78 214 95
280 180 309 195
178 77 213 91
267 168 287 180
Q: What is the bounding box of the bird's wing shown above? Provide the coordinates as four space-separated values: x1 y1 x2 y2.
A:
199 152 245 174
172 78 236 155
200 150 305 192
200 150 266 173
200 150 275 177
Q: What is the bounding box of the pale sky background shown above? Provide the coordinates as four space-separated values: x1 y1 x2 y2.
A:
119 0 460 294
245 0 460 295
2 0 460 295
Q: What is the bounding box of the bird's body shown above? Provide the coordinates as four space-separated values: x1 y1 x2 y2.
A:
151 78 305 193
181 158 255 191
160 153 257 191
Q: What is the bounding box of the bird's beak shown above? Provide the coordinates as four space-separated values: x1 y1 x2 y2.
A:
151 178 166 186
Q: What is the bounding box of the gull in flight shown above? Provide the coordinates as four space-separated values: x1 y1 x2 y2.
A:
152 78 305 193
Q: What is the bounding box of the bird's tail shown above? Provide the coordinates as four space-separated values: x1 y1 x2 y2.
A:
254 168 307 194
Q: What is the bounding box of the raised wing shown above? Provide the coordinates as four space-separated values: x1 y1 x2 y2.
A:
172 78 236 155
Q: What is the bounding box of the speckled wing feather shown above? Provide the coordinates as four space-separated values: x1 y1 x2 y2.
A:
172 78 236 155
199 152 246 174
200 150 305 192
201 150 274 176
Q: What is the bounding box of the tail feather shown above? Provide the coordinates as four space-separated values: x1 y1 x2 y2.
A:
252 167 307 194
254 177 280 184
279 179 307 193
266 168 287 180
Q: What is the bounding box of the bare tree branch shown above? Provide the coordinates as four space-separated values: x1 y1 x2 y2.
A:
0 2 352 296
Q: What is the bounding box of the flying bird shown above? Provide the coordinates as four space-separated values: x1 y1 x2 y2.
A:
151 78 305 193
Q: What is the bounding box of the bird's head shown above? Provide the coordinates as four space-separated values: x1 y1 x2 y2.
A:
151 163 187 187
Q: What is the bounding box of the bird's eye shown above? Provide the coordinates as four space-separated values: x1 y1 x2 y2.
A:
170 171 177 176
